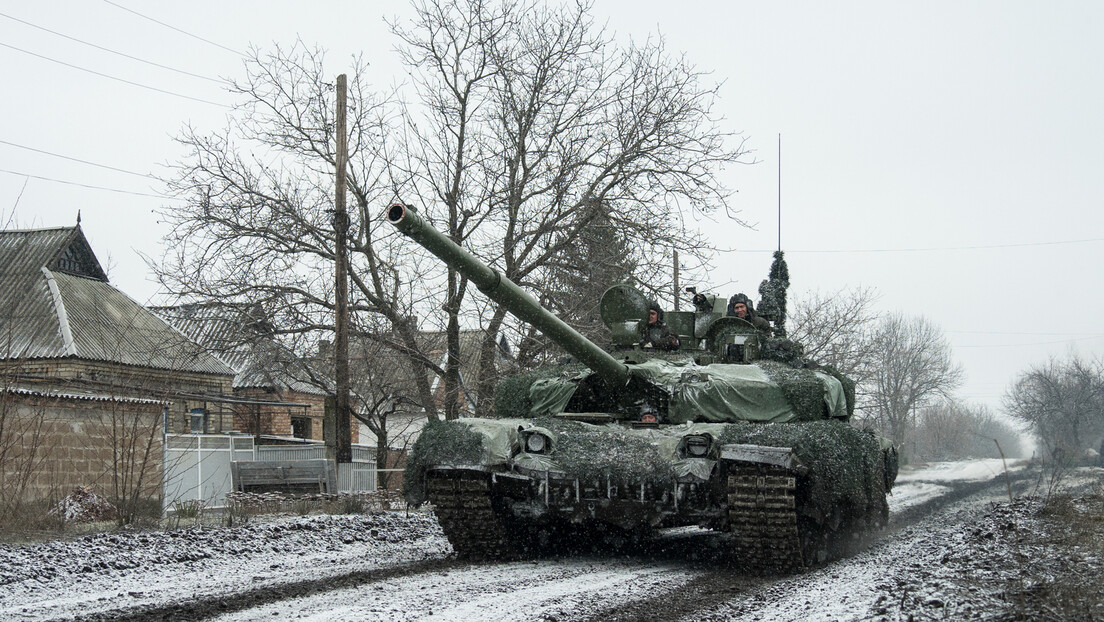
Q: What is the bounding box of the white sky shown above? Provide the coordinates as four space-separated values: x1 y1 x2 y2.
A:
2 1 1102 414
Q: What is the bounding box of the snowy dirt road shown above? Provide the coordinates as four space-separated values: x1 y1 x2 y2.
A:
0 460 1051 622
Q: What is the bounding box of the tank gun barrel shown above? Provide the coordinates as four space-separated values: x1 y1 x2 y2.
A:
385 203 632 387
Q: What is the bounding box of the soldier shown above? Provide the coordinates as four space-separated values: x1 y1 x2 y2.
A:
727 293 772 336
640 302 680 350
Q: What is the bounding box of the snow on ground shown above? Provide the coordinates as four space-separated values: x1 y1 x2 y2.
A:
215 560 700 622
887 458 1025 512
896 458 1024 483
0 513 450 621
0 458 1036 622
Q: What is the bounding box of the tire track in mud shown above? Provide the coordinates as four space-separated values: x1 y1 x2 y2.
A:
575 470 1037 622
72 471 1035 622
577 570 768 622
67 558 462 622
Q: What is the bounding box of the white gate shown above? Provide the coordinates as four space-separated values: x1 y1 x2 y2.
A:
162 435 379 513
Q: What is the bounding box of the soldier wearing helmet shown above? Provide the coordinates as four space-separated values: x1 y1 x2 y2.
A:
727 293 772 337
639 301 680 350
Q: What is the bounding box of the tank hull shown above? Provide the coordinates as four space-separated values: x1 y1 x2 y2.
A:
407 416 895 571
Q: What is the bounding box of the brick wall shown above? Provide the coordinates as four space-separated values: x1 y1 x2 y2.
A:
0 359 235 436
0 391 164 506
231 389 358 444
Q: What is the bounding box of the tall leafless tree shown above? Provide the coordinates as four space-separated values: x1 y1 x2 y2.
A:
864 313 964 450
1004 354 1104 457
156 42 445 420
158 1 750 423
388 0 751 415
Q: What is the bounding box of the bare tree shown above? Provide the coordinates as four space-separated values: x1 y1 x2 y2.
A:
156 42 444 420
788 286 880 384
0 385 49 521
1004 354 1104 457
345 332 425 489
910 400 1023 461
159 1 750 423
864 313 964 451
92 399 162 525
388 0 751 415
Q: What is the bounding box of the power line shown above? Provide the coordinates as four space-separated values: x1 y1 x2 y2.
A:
948 330 1104 337
955 335 1104 349
0 139 157 179
725 238 1104 253
0 11 225 84
101 0 244 58
0 41 231 109
0 168 169 199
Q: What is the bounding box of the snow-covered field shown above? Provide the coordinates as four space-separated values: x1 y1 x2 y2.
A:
0 458 1077 622
889 458 1025 511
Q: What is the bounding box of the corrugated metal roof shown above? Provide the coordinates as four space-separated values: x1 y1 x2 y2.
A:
0 226 233 376
155 303 330 396
4 383 169 405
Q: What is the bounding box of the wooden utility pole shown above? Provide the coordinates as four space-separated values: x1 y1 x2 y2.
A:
672 250 680 311
332 74 352 464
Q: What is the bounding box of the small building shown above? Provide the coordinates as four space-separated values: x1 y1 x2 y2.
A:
155 302 357 444
0 225 235 508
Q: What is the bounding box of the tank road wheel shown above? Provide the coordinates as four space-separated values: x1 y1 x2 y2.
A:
725 463 829 573
426 470 523 560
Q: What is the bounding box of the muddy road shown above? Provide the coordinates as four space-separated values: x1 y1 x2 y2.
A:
1 461 1041 622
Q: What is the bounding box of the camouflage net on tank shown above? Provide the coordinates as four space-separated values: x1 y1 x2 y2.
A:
494 365 586 418
756 360 829 421
403 419 486 505
819 364 856 416
534 417 677 487
759 336 805 366
718 420 884 523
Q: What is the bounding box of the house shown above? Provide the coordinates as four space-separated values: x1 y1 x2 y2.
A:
0 225 236 507
155 302 358 444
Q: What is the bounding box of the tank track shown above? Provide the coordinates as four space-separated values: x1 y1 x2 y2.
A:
426 470 521 560
726 460 890 573
725 463 809 572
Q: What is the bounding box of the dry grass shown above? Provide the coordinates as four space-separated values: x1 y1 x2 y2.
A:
1004 483 1104 620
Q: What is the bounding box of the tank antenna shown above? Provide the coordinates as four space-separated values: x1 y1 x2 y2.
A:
777 133 782 252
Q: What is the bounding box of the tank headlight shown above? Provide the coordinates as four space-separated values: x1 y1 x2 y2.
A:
681 434 713 458
523 432 551 454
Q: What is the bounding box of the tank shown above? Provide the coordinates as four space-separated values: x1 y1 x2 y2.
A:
386 202 897 572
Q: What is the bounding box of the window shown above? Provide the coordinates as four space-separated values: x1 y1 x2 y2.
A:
290 416 312 439
189 408 207 434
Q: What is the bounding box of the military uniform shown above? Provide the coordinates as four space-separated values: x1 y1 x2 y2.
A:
639 303 680 350
727 293 772 337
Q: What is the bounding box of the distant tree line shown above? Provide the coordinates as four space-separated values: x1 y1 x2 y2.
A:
790 287 1024 462
1003 354 1104 461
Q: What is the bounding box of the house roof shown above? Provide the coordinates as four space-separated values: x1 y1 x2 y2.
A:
154 302 330 396
0 226 233 376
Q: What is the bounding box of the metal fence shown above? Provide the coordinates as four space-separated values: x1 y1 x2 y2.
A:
163 434 379 513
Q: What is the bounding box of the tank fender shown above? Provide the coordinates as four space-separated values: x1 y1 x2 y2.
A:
720 443 809 476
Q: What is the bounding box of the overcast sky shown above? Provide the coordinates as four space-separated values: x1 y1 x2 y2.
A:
3 1 1102 415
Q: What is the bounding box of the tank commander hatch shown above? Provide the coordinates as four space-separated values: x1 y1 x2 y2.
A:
639 301 680 350
727 293 772 337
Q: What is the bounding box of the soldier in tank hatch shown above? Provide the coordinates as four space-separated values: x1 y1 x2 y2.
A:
727 293 772 336
640 301 680 350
